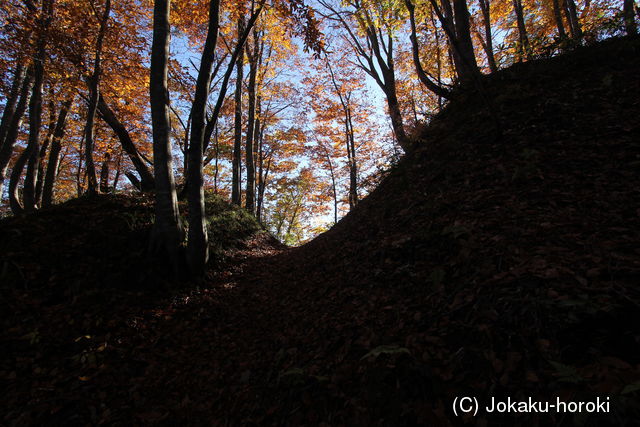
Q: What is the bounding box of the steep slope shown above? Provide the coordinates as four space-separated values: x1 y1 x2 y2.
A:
1 37 639 426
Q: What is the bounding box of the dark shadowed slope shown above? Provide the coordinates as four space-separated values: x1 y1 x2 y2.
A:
1 37 640 426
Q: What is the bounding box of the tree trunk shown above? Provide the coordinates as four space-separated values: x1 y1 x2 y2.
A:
346 106 358 209
42 98 73 207
624 0 637 36
322 146 338 225
430 0 479 84
213 123 219 193
231 18 244 207
431 9 444 110
11 6 50 214
453 0 481 73
405 0 452 98
244 34 259 214
150 0 184 275
0 64 26 149
187 0 222 277
478 0 497 72
256 130 264 222
564 0 582 41
512 0 531 60
98 95 154 190
84 0 111 195
0 67 32 199
385 85 408 149
34 100 56 206
99 152 111 193
112 150 122 190
552 0 567 38
76 135 85 196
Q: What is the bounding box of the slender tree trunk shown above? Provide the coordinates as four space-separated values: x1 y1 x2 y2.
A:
84 0 111 195
0 67 32 199
512 0 531 60
99 152 110 192
552 0 567 38
34 99 56 206
430 0 479 84
98 95 154 190
187 0 264 276
322 147 338 225
258 151 272 224
11 2 50 214
150 0 184 274
187 0 222 277
0 64 26 149
41 98 72 206
244 34 259 214
405 0 451 98
112 150 122 190
10 59 43 213
76 135 85 196
257 131 264 222
564 0 582 41
431 10 444 110
346 107 358 208
478 0 497 72
385 84 408 149
453 0 480 73
231 18 244 206
213 123 219 193
624 0 637 36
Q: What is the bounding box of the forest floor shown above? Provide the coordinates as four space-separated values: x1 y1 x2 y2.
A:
2 37 640 426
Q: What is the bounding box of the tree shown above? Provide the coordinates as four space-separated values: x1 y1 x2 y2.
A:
0 66 32 198
9 0 53 214
83 0 111 195
624 0 638 36
149 0 184 274
428 0 480 83
319 0 412 151
41 97 73 207
231 17 245 206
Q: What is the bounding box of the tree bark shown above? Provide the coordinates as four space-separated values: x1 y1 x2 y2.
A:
98 95 154 190
429 0 479 84
624 0 637 36
326 60 358 208
0 64 26 150
231 18 244 206
34 99 56 206
84 0 111 195
405 0 452 98
42 97 73 207
187 0 264 276
150 0 184 274
564 0 582 41
244 32 260 214
552 0 566 38
187 0 223 277
346 106 358 209
0 67 32 199
99 152 110 193
478 0 498 72
11 2 50 214
512 0 531 60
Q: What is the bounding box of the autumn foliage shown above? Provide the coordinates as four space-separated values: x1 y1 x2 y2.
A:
1 0 636 250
